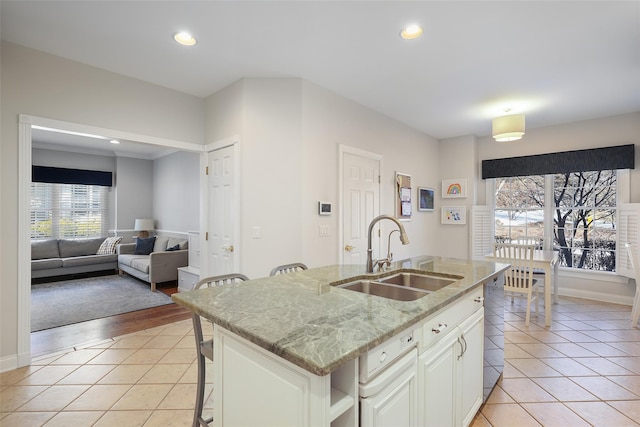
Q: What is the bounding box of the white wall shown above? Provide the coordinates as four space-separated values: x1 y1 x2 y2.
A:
153 151 200 232
436 135 478 259
1 42 205 365
205 78 440 279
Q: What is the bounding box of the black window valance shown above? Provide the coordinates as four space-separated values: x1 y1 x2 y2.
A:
482 144 635 179
32 166 113 187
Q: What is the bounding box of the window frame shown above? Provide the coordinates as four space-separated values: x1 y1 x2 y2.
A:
489 170 630 276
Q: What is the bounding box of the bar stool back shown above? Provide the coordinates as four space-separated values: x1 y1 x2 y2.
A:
269 262 308 276
191 273 249 427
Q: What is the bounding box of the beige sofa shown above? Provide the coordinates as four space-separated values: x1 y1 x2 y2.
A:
117 236 188 292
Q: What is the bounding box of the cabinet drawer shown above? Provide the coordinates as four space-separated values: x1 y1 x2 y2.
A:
420 287 483 351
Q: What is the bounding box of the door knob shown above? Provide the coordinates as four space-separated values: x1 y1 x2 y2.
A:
223 245 234 253
345 244 355 252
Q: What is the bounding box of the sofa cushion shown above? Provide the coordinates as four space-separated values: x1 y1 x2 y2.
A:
153 237 169 252
97 236 122 255
167 237 188 250
134 236 156 255
31 240 60 260
62 254 118 267
118 254 148 268
130 257 150 274
31 258 63 270
58 238 105 257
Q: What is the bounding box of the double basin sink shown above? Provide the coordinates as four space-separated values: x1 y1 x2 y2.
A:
335 271 462 301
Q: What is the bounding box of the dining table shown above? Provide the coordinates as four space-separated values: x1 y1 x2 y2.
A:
486 249 559 327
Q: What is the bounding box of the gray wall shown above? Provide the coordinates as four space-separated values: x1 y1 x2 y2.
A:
153 151 200 232
115 157 154 231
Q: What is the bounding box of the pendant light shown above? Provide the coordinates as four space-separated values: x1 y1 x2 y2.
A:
492 113 525 142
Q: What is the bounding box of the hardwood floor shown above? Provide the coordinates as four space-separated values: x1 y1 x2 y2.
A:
30 283 191 357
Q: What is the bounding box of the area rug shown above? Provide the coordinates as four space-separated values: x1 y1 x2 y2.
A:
31 275 173 332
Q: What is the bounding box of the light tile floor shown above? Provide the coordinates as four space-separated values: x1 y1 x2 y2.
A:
1 296 639 426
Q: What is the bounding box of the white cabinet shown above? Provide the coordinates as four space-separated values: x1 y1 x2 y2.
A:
418 289 484 427
188 231 200 268
178 266 200 292
213 325 358 427
360 349 419 427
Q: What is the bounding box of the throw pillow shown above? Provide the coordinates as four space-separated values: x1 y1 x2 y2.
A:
97 236 122 255
134 236 156 255
166 244 180 251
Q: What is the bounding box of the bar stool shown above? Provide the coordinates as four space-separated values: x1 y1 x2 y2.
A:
269 262 308 276
191 273 249 427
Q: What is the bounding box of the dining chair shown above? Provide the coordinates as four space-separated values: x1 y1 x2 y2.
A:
625 243 640 328
493 243 539 326
191 273 249 427
269 262 308 276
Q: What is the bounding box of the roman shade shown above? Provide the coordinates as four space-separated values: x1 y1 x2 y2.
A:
32 166 113 186
481 144 635 179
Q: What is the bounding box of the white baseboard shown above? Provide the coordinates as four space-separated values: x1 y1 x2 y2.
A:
0 351 30 373
558 287 634 307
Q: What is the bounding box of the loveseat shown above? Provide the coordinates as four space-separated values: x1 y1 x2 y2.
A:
31 237 121 279
117 236 188 292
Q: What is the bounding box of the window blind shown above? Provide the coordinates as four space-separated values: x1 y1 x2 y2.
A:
31 182 109 239
482 144 635 179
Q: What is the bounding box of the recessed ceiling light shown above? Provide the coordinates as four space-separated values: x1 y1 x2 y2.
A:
174 31 197 46
400 24 423 40
109 140 120 144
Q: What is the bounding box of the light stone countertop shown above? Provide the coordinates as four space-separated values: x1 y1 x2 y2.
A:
171 255 509 376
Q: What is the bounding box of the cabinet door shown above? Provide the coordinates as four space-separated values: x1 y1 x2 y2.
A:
360 350 418 427
419 330 459 427
458 308 484 427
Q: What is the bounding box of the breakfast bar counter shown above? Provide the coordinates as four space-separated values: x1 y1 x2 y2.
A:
171 255 507 376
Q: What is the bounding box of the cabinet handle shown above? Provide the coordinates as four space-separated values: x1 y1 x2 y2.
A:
431 323 448 334
461 333 467 356
474 296 485 303
457 337 464 360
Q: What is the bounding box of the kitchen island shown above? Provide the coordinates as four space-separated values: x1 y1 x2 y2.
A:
172 255 508 427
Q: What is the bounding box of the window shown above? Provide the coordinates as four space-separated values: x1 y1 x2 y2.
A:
553 170 616 271
31 182 109 240
493 170 618 272
494 175 545 246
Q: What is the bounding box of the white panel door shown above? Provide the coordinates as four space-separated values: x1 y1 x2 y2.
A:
342 151 380 265
208 145 237 275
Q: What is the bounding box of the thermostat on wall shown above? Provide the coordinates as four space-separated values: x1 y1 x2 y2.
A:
318 202 332 216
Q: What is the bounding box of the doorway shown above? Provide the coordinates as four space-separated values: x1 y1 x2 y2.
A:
204 138 241 277
16 114 204 367
339 145 382 265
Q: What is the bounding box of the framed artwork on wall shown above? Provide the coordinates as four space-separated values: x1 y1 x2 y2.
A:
418 187 435 211
442 179 467 198
441 206 466 225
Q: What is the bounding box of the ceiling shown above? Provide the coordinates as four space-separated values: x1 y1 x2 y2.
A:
2 1 639 157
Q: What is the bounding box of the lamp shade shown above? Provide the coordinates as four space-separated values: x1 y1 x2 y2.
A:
134 218 155 231
492 114 525 142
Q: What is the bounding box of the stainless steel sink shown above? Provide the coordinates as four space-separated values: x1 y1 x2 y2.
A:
378 272 457 292
338 280 429 301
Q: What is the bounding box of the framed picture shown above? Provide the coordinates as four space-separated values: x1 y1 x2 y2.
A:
418 187 435 211
442 179 467 198
441 206 466 225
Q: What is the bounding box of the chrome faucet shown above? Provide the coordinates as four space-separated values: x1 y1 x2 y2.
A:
367 215 410 273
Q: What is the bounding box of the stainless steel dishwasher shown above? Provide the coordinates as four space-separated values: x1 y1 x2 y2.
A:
359 327 419 427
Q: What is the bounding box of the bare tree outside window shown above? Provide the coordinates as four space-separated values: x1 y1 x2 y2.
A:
494 170 617 272
554 170 616 271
